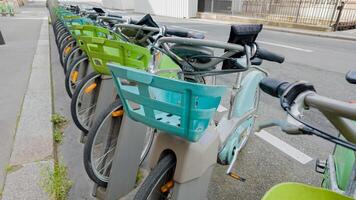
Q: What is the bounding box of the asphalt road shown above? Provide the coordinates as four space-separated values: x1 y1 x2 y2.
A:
51 6 356 200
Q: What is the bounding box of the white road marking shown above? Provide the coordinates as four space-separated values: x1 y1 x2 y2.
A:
255 130 313 164
258 41 314 52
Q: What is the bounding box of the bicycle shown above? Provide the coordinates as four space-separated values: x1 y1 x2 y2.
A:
81 24 211 187
257 73 356 199
69 22 203 134
62 14 160 98
105 24 285 199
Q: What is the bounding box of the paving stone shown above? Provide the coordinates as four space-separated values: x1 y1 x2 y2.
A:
2 160 53 200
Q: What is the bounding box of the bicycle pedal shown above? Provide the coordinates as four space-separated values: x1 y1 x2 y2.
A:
315 159 327 174
228 172 246 182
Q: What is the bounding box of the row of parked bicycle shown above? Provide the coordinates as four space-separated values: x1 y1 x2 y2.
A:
49 3 356 200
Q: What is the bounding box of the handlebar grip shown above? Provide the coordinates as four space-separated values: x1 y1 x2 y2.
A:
166 28 205 39
256 47 285 64
259 78 289 98
107 14 122 19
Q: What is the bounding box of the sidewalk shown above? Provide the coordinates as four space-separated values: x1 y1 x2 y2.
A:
0 1 53 199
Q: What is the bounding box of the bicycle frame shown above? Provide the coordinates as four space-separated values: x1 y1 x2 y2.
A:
217 68 266 175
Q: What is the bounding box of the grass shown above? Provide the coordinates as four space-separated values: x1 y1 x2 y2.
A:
136 169 144 184
42 113 71 199
51 113 67 129
53 130 63 144
51 113 67 144
40 161 72 200
5 164 21 173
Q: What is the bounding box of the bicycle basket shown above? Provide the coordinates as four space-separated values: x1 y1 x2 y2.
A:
109 64 227 142
71 25 123 40
78 36 151 75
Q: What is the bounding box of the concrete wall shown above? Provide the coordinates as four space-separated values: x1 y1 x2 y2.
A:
104 0 198 18
102 0 134 10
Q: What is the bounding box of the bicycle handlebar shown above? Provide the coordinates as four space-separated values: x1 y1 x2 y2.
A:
255 47 285 63
116 24 205 39
259 78 289 98
259 77 356 145
166 28 205 39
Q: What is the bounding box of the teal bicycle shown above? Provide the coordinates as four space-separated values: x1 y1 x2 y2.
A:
104 24 285 199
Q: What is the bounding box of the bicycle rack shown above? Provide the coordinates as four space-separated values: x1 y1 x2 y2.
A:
94 114 147 200
84 76 147 200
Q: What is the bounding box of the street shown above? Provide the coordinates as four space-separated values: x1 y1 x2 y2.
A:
1 1 356 199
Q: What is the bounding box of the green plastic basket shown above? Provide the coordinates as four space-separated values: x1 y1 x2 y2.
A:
77 36 151 75
109 64 227 142
70 25 123 40
77 35 180 76
262 182 353 200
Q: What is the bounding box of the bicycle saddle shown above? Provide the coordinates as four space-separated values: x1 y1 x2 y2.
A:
346 70 356 84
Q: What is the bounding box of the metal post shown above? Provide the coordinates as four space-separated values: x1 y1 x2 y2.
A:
329 0 340 26
0 30 5 45
211 0 214 12
105 115 147 200
334 1 345 31
295 0 303 23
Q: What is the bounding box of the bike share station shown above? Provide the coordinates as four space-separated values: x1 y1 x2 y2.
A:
77 23 270 199
49 2 356 200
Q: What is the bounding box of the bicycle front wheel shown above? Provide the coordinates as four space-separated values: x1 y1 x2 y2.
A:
134 154 176 200
70 72 101 133
65 55 89 98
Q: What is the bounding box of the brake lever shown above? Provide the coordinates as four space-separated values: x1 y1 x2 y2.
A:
256 120 303 135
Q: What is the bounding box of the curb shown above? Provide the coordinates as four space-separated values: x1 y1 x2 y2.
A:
2 14 53 200
263 26 356 42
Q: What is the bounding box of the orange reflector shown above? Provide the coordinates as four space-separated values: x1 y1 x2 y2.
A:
64 46 72 55
160 180 174 193
112 109 124 117
71 71 79 83
84 83 97 94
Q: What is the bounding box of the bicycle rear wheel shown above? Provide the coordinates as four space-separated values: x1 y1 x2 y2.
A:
83 100 154 187
134 154 176 200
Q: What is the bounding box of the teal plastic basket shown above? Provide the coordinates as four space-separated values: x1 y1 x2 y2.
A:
109 64 227 142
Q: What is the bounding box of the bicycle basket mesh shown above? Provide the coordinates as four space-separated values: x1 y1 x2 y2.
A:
77 36 151 75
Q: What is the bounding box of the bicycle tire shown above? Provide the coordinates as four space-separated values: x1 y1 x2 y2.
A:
65 54 89 98
63 46 81 74
70 71 101 133
134 154 176 200
59 38 76 68
83 100 123 187
57 32 71 51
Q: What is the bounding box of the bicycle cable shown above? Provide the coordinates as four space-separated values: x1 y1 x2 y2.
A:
285 108 356 151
